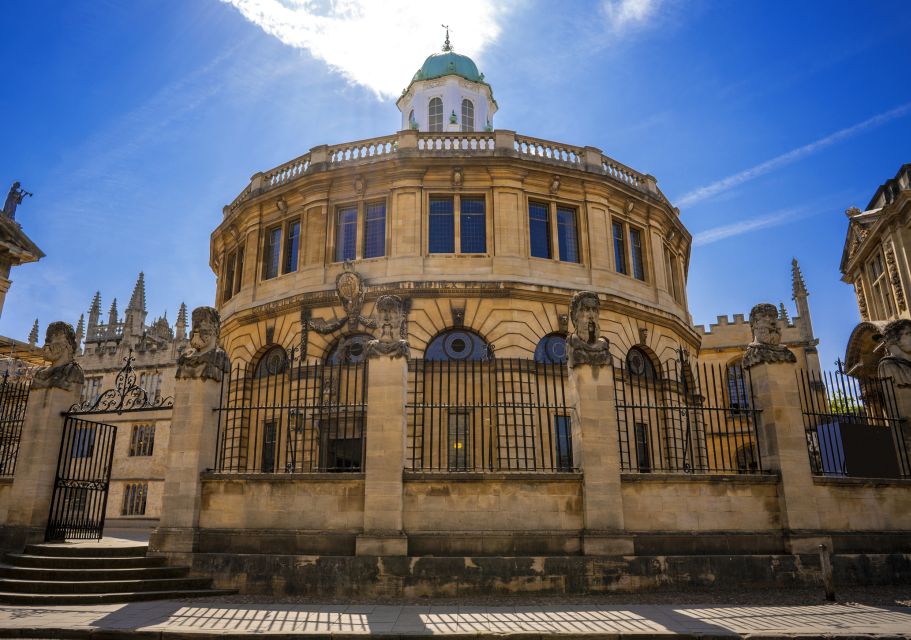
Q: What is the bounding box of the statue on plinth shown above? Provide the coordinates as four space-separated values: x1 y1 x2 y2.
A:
742 303 797 369
366 294 410 359
32 321 84 391
567 291 610 368
2 182 32 220
176 306 230 382
877 318 911 387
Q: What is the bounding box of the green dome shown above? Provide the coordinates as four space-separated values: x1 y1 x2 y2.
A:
412 51 482 83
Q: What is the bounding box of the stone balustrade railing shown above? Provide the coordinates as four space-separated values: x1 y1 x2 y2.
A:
225 130 664 214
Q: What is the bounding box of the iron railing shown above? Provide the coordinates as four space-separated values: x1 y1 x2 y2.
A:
406 358 574 472
615 353 764 474
0 371 30 477
797 369 910 478
215 350 368 473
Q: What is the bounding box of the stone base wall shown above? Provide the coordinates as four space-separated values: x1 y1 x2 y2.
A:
0 478 12 524
185 552 911 597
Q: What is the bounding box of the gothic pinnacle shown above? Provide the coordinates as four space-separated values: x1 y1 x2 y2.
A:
128 272 147 313
28 319 38 346
791 258 808 300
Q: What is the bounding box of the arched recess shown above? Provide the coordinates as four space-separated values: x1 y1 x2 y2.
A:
534 333 567 364
324 333 373 365
844 320 888 378
424 328 491 361
254 344 288 378
625 345 659 379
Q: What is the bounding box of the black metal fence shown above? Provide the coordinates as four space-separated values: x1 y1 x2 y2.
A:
215 350 368 473
406 358 574 472
46 416 117 541
0 371 30 477
797 369 910 478
615 353 764 474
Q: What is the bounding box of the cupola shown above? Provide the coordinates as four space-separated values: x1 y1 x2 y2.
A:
396 28 497 133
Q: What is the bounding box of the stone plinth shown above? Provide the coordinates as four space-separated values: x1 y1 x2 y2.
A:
356 355 407 556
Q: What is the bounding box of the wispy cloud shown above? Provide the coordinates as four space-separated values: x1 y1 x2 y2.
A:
693 206 809 246
602 0 662 33
677 101 911 208
221 0 518 98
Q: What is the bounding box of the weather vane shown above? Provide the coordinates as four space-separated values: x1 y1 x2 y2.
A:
441 24 452 51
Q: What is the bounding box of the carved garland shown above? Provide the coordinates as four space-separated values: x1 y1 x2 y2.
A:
855 279 869 321
885 246 907 311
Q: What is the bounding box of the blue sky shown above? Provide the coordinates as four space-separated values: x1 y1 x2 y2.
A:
1 0 909 369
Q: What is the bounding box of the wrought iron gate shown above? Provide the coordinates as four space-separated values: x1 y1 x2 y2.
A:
45 416 117 541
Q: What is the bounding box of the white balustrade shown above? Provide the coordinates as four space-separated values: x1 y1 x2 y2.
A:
417 133 495 152
602 158 642 188
514 136 583 166
265 154 311 189
328 136 397 165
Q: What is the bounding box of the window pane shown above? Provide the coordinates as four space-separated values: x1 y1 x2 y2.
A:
529 202 551 259
364 201 386 259
336 207 357 262
554 414 573 471
630 227 645 280
429 98 443 132
283 221 300 274
223 251 236 302
234 247 244 294
263 227 281 279
613 221 627 274
557 207 579 263
429 197 454 253
461 99 474 132
460 197 486 253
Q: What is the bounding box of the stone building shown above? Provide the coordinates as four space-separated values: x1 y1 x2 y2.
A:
842 163 911 377
73 273 187 531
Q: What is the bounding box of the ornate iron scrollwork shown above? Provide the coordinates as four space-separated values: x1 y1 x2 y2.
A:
69 350 173 414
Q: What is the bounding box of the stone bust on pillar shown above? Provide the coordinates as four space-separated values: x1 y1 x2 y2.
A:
32 321 84 392
567 291 610 368
742 303 797 369
366 294 410 359
175 306 230 382
877 319 911 387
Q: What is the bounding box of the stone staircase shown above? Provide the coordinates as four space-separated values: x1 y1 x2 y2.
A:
0 541 234 604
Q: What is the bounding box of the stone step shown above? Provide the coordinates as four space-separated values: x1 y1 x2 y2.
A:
4 553 166 569
0 588 237 605
23 543 148 558
0 576 212 595
0 564 188 581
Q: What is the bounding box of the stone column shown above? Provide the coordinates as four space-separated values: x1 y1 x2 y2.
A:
356 353 408 556
744 303 823 553
150 306 229 557
2 321 83 549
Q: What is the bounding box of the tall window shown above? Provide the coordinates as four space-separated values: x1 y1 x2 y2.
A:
630 227 645 280
139 372 161 401
612 221 627 275
223 250 236 302
428 97 443 132
461 99 474 132
429 197 455 253
363 201 386 259
727 362 750 413
868 252 895 318
665 246 682 303
408 109 415 128
336 206 358 262
261 420 277 473
82 376 103 405
448 410 469 471
529 202 551 259
557 207 579 263
121 482 147 516
263 226 281 280
283 221 300 274
554 414 573 471
128 425 155 457
634 423 651 473
460 197 486 253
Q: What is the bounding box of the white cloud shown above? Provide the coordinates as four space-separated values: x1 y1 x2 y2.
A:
677 102 911 208
221 0 518 98
692 206 808 246
602 0 661 33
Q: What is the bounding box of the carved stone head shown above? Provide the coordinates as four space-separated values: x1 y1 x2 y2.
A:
570 291 602 344
749 303 781 347
189 306 220 354
881 318 911 361
43 321 77 368
375 295 404 342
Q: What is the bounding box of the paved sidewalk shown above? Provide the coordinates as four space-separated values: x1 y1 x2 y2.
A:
0 600 910 638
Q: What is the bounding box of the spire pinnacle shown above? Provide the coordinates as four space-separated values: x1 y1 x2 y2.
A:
176 302 188 341
89 291 101 315
128 272 146 313
778 302 790 324
75 314 84 342
28 319 38 347
792 258 808 300
441 24 452 51
108 298 119 324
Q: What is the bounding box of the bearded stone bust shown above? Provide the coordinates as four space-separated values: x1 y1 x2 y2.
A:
567 291 610 368
176 306 230 382
366 294 410 359
877 319 911 387
32 321 84 392
742 303 797 369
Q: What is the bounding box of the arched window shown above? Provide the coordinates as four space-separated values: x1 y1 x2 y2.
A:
408 109 416 128
428 98 443 132
625 347 656 379
534 333 567 364
461 99 474 132
326 333 372 365
425 329 490 361
255 345 288 378
726 360 750 412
